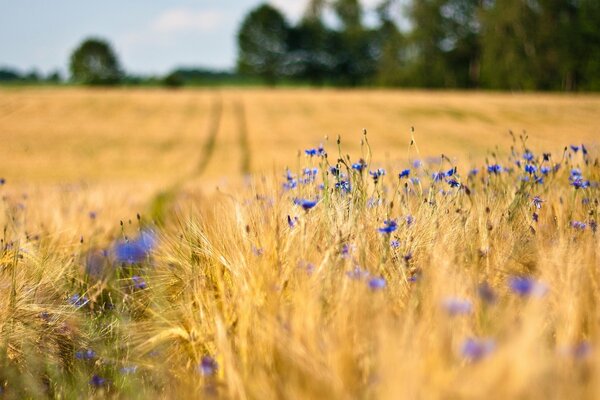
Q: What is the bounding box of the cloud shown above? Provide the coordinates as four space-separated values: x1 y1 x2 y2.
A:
152 8 223 34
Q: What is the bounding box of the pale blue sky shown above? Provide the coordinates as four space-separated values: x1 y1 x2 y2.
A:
0 0 383 76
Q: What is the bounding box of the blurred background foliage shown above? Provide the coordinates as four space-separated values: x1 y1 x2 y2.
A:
1 0 599 91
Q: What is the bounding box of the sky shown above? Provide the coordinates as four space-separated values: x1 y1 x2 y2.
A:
0 0 383 76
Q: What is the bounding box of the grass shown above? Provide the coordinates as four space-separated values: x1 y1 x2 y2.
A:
0 88 599 398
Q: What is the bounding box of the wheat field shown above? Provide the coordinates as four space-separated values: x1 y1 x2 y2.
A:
0 87 599 399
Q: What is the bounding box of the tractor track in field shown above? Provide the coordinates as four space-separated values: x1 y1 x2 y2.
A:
148 93 252 224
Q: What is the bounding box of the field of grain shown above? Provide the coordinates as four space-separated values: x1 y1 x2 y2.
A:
0 87 599 399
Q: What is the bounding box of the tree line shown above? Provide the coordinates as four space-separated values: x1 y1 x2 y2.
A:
2 0 598 90
237 0 600 90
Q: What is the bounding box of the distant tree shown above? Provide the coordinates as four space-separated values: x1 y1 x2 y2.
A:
287 1 337 85
46 70 62 83
162 71 184 88
406 0 482 88
373 1 407 86
237 4 290 85
330 0 378 85
0 68 22 82
69 38 121 85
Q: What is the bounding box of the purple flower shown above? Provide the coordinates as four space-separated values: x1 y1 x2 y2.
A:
114 229 156 265
508 277 548 297
390 240 400 248
523 151 534 161
399 169 410 178
90 375 106 387
570 145 580 153
487 164 502 174
199 356 218 376
442 298 473 316
461 338 495 361
477 282 497 304
294 198 318 211
571 221 587 230
132 275 147 290
405 215 414 226
352 160 366 172
69 294 89 307
532 196 543 209
447 178 461 188
469 168 479 176
346 266 369 280
540 166 551 175
287 215 298 228
368 277 386 290
378 220 397 234
524 164 537 174
75 349 96 360
120 366 138 375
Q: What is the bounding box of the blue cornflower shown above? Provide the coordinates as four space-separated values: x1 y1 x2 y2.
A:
75 349 96 360
405 215 414 226
390 240 400 249
287 215 298 229
571 342 592 359
571 221 587 230
524 164 537 174
346 266 369 280
442 298 473 316
570 145 580 153
352 160 366 172
540 166 551 175
571 178 590 189
461 338 495 362
198 355 218 376
114 229 156 265
413 160 422 168
447 179 461 188
445 167 455 177
283 179 298 191
487 164 502 174
303 167 318 177
369 168 386 182
69 294 89 307
120 366 138 375
432 172 446 181
477 282 497 304
294 198 318 211
335 180 351 193
508 276 548 297
330 166 340 176
469 168 479 176
399 169 410 178
570 168 582 178
523 151 534 161
368 277 386 290
90 375 106 387
305 148 317 156
132 275 147 290
341 244 352 258
378 220 398 234
532 196 543 209
411 177 420 185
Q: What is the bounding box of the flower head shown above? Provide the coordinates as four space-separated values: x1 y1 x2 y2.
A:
461 338 495 362
368 277 386 290
442 298 473 316
198 355 218 376
378 220 398 234
508 276 548 297
294 198 318 211
399 169 410 178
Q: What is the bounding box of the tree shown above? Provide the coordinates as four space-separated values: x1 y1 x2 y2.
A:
237 4 290 85
69 38 121 85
